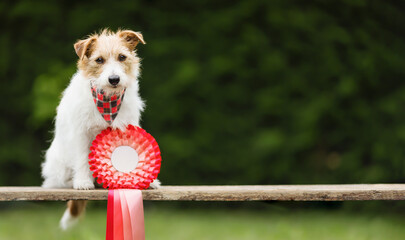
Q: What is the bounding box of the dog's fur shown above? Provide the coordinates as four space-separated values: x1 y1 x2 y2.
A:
41 29 160 229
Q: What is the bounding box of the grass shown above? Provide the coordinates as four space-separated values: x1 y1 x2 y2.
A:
0 202 404 240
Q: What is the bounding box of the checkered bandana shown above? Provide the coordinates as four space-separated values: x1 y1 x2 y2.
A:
91 84 126 125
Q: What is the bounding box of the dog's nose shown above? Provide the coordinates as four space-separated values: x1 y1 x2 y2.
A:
108 75 120 86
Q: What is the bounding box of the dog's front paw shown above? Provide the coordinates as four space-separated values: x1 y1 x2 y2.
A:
73 179 95 190
148 179 161 189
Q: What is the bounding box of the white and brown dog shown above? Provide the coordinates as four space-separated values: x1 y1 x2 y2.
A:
41 29 160 229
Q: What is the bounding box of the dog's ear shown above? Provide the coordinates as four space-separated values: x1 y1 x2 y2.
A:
119 30 146 50
74 37 97 59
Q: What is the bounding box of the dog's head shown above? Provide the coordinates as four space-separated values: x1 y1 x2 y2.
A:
74 29 145 95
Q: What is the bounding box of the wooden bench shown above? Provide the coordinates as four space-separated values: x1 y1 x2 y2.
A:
1 184 405 201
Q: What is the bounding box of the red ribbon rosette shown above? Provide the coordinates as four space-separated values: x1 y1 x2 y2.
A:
88 125 161 189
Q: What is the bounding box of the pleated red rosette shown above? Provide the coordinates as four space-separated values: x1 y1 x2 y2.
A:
88 125 161 189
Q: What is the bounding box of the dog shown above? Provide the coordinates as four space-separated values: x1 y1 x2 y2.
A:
41 29 160 229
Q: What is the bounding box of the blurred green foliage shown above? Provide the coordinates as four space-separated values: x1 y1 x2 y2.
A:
1 0 405 186
1 205 405 240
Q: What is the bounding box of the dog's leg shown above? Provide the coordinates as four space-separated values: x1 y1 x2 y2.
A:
42 141 73 189
72 154 95 190
71 134 95 190
73 160 95 190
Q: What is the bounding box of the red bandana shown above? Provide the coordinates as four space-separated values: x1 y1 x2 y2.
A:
91 85 126 124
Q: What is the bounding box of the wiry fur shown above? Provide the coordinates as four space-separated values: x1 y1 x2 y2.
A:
60 200 87 230
41 29 160 230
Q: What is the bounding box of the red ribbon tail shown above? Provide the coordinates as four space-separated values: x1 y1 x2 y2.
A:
106 189 145 240
106 190 114 240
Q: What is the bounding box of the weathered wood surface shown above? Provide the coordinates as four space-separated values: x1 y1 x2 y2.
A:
0 185 405 201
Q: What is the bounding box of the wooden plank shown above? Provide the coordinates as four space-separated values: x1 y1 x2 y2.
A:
0 185 405 201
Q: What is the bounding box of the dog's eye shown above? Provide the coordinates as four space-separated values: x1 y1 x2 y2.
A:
95 57 104 64
118 54 127 62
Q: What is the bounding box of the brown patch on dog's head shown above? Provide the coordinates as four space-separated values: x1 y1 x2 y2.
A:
74 37 97 60
75 29 144 84
118 30 146 51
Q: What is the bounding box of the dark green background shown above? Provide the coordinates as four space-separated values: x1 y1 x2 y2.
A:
1 0 405 189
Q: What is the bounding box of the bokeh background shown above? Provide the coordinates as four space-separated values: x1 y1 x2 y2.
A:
1 0 405 239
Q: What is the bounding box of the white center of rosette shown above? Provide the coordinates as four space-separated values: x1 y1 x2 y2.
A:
111 146 139 173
